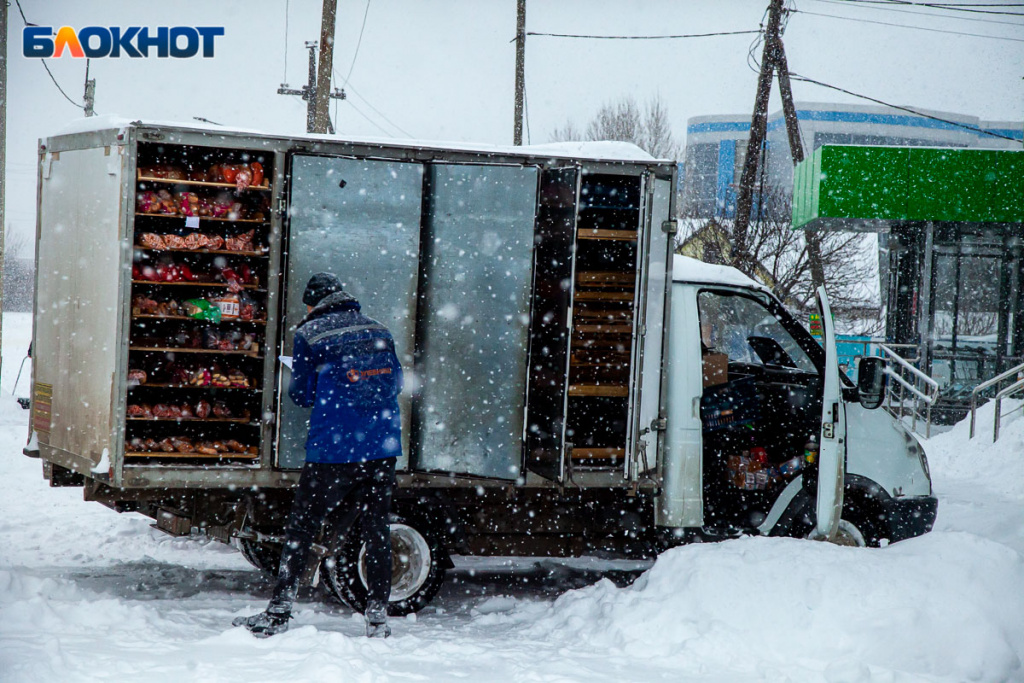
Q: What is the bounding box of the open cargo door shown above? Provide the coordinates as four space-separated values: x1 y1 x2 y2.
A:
813 286 847 540
278 155 425 469
525 167 581 482
628 173 674 478
412 163 539 480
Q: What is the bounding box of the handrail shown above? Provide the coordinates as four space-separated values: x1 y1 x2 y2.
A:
993 377 1024 442
969 359 1024 438
877 343 940 438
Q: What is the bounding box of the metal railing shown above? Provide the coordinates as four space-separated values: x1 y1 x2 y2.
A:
877 343 941 439
968 360 1024 441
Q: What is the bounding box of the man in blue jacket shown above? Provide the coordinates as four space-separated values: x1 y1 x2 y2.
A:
234 272 403 638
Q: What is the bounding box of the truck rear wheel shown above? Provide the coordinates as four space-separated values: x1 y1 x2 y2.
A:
237 538 282 575
321 515 447 616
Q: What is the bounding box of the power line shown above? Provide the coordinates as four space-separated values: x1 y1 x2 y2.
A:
525 29 761 40
14 0 86 111
811 0 1024 24
829 0 1024 16
791 7 1024 40
788 71 1022 142
345 0 372 84
282 0 290 83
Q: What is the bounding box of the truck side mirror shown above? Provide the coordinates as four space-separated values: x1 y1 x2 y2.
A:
857 356 887 410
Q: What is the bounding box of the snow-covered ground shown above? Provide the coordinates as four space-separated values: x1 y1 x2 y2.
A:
1 311 1022 682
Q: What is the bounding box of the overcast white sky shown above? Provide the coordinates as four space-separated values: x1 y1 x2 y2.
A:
4 0 1023 246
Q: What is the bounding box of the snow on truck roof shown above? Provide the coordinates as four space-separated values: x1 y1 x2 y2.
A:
671 255 770 292
51 115 665 163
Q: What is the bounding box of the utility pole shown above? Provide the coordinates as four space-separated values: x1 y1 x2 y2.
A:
313 0 338 134
278 41 345 134
1 0 7 371
513 0 526 145
733 0 825 291
83 59 96 117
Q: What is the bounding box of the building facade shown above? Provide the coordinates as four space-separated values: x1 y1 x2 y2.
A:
681 102 1022 219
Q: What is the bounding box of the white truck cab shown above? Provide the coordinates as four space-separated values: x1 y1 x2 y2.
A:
659 256 936 546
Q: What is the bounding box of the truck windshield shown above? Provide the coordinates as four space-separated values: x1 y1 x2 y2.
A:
698 290 818 374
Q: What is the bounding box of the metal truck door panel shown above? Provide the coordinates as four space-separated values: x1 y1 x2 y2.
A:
279 155 425 469
814 286 847 540
414 163 539 479
33 146 126 479
630 175 673 477
525 167 580 481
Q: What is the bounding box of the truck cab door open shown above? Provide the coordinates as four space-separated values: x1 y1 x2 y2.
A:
813 286 847 541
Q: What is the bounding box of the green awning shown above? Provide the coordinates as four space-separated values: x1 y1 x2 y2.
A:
792 145 1024 231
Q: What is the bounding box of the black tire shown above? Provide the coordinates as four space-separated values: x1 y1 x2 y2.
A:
321 514 447 616
237 538 283 575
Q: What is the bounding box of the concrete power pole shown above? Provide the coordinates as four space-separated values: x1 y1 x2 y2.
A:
313 0 338 134
733 0 825 291
513 0 526 146
83 59 96 117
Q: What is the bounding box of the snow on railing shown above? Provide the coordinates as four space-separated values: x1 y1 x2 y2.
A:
969 361 1024 441
878 344 940 439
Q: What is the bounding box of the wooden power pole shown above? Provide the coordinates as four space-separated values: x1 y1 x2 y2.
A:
733 0 825 291
513 0 526 145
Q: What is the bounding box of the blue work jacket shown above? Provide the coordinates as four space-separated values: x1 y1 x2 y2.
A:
288 292 403 464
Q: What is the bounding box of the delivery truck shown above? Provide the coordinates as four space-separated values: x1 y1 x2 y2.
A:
26 119 936 614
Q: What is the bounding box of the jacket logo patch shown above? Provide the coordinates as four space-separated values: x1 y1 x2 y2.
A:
347 367 392 383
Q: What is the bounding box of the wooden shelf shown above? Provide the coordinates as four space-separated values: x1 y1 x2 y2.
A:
134 246 268 257
573 324 632 334
131 280 264 291
128 383 257 390
137 174 272 192
136 213 268 224
573 291 635 302
570 447 624 461
568 384 628 398
125 450 259 460
126 416 254 424
577 229 637 241
132 314 266 324
129 346 261 357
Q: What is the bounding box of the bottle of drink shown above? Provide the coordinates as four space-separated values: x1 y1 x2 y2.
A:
803 436 818 465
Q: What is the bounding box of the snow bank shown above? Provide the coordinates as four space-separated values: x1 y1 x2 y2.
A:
522 533 1024 681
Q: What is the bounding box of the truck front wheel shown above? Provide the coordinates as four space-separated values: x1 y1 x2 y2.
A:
237 538 283 575
321 515 447 616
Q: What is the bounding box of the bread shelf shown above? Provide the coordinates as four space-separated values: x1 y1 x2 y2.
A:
135 213 268 224
125 451 259 460
134 246 268 257
132 314 266 324
128 383 257 390
129 346 261 357
137 173 272 192
126 416 254 424
131 280 263 291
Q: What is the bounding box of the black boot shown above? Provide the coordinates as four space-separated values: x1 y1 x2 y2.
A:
364 600 391 639
232 604 291 638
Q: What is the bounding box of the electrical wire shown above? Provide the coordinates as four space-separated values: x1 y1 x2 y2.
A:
791 8 1024 40
525 29 761 40
811 0 1024 24
345 0 372 84
828 0 1024 16
331 66 412 138
14 0 86 110
788 71 1023 142
282 0 290 83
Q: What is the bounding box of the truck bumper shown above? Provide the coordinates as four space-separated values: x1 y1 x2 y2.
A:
881 495 938 543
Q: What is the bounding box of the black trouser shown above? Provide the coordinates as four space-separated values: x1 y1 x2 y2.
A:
270 457 396 611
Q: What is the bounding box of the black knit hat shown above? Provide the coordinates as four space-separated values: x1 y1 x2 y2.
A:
302 272 343 307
